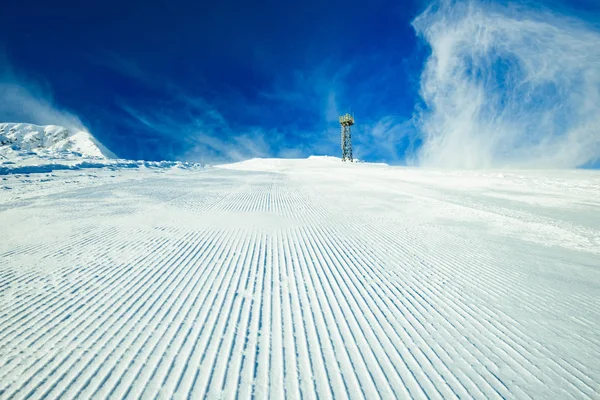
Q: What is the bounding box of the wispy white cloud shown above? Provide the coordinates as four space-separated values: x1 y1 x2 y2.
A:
412 0 600 168
257 58 418 163
104 52 418 164
104 55 342 163
355 117 417 164
116 98 278 164
99 56 269 163
0 54 87 132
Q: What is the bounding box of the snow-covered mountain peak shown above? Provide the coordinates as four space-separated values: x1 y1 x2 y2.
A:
0 122 114 158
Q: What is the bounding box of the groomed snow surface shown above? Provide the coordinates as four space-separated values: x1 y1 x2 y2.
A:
1 157 599 399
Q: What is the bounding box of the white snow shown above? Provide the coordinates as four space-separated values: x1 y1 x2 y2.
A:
0 123 206 176
0 122 114 160
0 157 599 399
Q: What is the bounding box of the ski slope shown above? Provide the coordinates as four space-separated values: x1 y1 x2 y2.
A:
1 157 599 399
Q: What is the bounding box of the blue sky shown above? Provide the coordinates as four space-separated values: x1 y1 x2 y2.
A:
1 0 426 163
1 0 599 166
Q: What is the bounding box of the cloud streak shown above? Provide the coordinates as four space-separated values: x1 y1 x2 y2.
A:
116 88 290 164
98 48 424 164
105 55 348 163
412 0 600 168
0 55 87 132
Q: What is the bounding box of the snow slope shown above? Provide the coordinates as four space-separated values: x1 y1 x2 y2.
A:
0 157 599 399
0 122 114 159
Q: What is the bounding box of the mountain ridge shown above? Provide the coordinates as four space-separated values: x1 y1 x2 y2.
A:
0 123 114 159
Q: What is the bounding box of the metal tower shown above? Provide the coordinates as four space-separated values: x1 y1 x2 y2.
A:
339 113 354 162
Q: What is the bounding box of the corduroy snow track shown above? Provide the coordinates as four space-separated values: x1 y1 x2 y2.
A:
1 157 599 399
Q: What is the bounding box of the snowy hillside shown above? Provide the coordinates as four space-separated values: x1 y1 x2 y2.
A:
1 157 599 398
0 123 114 159
0 123 207 175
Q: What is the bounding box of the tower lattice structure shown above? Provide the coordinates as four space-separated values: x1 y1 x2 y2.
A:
339 113 354 162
